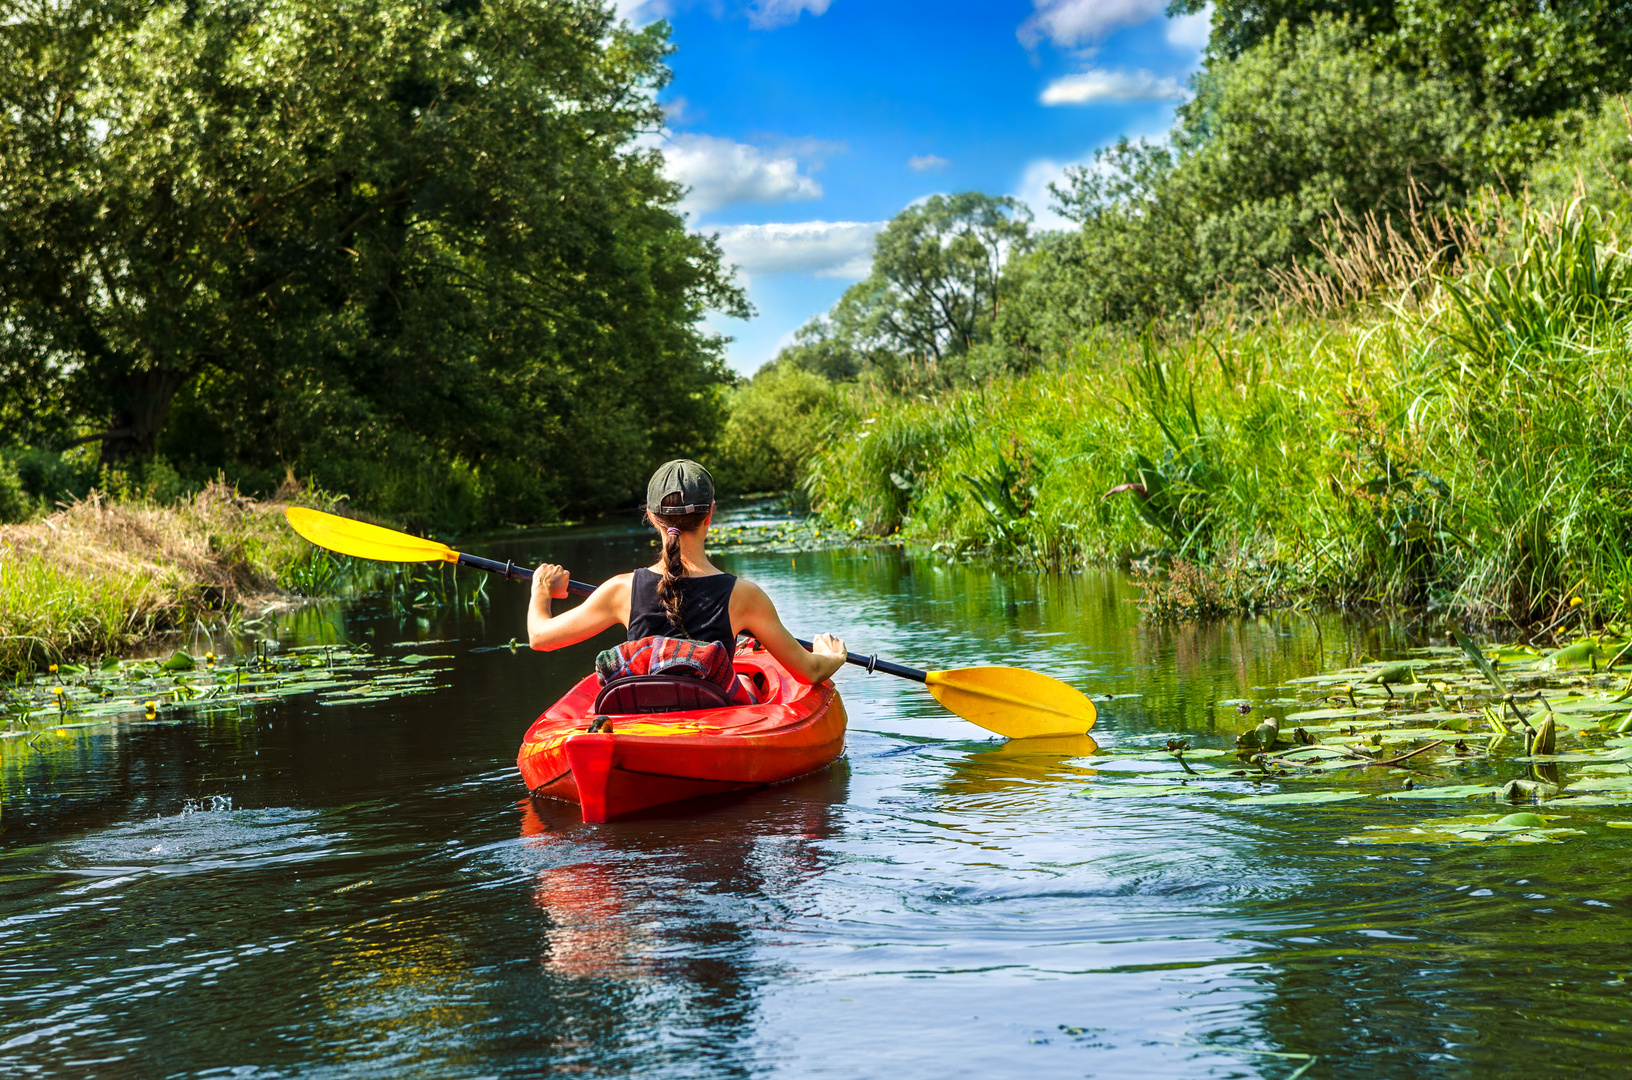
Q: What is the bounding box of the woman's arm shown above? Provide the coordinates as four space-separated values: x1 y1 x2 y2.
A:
731 578 847 685
527 566 631 651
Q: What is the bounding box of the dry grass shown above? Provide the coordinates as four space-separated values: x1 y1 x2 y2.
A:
0 482 322 672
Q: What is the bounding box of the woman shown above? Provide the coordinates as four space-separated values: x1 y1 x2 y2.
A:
527 459 848 686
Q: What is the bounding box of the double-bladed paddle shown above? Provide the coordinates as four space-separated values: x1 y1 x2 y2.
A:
284 506 1097 738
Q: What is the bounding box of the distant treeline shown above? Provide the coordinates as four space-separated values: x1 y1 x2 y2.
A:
0 0 744 531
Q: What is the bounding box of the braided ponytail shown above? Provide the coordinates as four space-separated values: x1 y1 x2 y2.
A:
651 492 710 636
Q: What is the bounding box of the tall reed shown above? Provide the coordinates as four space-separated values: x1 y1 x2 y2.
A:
810 198 1632 625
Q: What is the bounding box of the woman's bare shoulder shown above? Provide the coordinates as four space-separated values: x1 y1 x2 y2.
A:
596 572 636 593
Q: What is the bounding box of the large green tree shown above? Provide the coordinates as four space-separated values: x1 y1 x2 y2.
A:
772 193 1033 390
1019 17 1470 332
0 0 745 521
1170 0 1632 168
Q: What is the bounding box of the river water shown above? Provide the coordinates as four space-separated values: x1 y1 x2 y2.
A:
3 512 1630 1077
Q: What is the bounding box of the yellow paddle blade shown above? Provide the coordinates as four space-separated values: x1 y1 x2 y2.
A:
284 506 458 564
925 666 1098 739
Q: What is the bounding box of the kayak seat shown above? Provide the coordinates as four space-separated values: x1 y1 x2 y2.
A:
593 674 735 715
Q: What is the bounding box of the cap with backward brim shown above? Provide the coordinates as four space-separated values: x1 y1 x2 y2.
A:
646 459 714 515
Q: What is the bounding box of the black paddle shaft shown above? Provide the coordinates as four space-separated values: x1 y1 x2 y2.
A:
455 552 927 682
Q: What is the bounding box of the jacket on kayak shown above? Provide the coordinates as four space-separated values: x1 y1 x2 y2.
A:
627 567 736 653
594 636 761 705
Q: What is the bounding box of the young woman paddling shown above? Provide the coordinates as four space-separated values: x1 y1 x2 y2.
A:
527 459 848 687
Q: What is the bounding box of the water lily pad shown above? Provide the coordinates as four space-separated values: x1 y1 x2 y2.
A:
160 650 197 672
1076 784 1203 799
1284 708 1383 722
1232 789 1368 805
1567 775 1632 792
1378 784 1504 800
1344 812 1584 845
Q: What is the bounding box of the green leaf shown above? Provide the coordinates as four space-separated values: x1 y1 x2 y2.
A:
1378 785 1504 800
1232 789 1368 805
1077 784 1204 799
1284 708 1383 722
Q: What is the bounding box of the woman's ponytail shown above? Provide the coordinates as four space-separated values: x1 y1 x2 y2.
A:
651 493 710 636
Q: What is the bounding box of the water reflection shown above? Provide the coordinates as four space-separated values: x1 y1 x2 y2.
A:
7 517 1632 1076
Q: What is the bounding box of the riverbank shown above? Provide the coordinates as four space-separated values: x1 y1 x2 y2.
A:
807 201 1632 627
0 483 334 672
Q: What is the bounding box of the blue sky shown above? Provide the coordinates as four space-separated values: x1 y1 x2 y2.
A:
619 0 1212 372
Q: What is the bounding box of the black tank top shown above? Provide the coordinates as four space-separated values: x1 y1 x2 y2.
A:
628 568 737 653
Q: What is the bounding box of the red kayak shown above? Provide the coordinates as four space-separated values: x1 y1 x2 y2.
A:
516 646 847 822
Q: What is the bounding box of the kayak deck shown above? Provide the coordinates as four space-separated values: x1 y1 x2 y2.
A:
517 648 846 822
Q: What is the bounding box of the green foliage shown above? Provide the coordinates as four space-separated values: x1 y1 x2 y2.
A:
1528 99 1632 212
1039 17 1474 324
810 199 1632 624
0 458 28 524
1172 0 1632 141
0 0 743 528
772 193 1035 394
714 364 837 495
3 447 97 509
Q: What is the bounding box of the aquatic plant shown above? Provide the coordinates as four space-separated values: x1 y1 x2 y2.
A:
2 642 449 750
1076 634 1632 845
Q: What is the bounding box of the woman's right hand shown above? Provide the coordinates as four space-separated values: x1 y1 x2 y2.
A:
532 562 570 600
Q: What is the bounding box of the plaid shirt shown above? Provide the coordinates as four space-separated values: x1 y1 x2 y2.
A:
595 635 761 705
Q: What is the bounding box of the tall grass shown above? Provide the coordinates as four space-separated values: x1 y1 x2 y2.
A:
0 483 333 671
809 199 1632 625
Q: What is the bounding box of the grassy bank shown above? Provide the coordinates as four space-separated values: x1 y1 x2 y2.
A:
0 483 336 672
807 200 1632 625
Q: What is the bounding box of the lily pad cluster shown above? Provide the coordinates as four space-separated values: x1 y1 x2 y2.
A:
1077 631 1632 845
5 642 450 744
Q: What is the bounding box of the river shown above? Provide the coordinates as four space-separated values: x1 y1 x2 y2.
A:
3 510 1629 1077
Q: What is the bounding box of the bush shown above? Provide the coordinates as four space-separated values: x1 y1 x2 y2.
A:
0 458 29 523
715 365 837 496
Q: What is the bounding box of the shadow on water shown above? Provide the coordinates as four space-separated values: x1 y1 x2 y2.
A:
4 513 1632 1076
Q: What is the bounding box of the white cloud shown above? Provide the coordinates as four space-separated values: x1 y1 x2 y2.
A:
658 133 824 214
709 221 884 280
1019 0 1168 49
1040 68 1188 105
907 153 951 172
612 0 670 25
1014 159 1085 233
747 0 832 29
1166 5 1212 51
661 96 698 125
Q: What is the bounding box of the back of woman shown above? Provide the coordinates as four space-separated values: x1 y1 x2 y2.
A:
524 458 848 688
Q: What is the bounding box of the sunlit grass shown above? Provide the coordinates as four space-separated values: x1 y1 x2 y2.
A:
0 483 331 672
810 200 1632 625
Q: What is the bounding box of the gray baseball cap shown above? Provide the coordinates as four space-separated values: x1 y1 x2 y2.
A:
646 459 714 514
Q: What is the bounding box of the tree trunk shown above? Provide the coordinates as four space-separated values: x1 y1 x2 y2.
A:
100 367 191 464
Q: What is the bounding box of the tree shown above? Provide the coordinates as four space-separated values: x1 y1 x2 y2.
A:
834 193 1032 364
0 0 746 520
1169 0 1632 161
1040 16 1473 322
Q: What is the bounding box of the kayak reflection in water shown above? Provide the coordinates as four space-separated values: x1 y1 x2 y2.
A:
525 458 848 686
